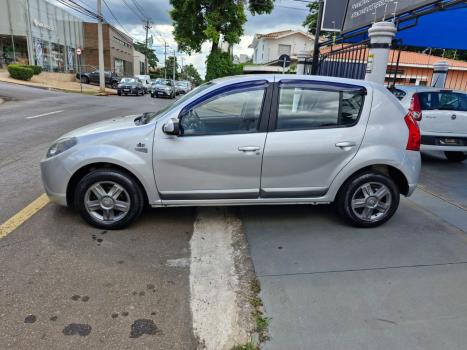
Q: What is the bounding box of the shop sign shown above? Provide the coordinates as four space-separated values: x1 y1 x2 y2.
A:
33 19 54 31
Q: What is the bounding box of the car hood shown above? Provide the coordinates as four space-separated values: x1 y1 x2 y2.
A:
60 114 141 139
155 84 171 88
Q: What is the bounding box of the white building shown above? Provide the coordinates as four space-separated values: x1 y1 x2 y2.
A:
248 30 314 64
133 49 145 76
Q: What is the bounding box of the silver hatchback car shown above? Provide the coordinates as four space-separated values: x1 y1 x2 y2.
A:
41 75 421 229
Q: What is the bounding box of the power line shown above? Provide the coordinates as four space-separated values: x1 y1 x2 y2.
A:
131 0 150 21
121 0 145 21
102 0 134 38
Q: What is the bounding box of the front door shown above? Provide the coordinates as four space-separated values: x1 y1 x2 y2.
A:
154 82 270 200
260 80 369 198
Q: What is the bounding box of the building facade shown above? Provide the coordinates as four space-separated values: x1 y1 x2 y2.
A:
0 0 84 71
82 23 133 76
133 49 146 76
249 30 314 64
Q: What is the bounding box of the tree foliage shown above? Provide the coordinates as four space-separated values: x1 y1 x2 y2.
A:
134 42 159 69
205 49 243 81
170 0 275 54
303 1 332 39
180 64 203 85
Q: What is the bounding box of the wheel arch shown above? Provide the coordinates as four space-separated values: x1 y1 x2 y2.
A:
66 162 149 208
337 164 410 198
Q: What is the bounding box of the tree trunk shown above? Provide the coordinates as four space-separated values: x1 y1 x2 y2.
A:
211 41 219 52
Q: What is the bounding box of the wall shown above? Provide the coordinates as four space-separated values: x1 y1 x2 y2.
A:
253 33 313 64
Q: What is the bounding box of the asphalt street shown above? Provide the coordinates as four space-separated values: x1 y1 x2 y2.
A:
1 82 467 350
0 83 196 349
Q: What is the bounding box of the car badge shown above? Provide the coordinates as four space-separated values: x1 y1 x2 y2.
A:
135 142 148 153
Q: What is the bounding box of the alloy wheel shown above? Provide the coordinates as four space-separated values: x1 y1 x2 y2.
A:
350 182 392 222
84 181 131 223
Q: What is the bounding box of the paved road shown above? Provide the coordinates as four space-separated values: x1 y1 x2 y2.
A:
244 152 467 349
0 83 196 349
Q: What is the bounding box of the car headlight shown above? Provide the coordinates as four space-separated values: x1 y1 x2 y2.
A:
46 137 77 158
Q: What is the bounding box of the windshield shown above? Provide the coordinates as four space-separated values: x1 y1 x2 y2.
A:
158 79 172 86
145 82 214 124
418 91 467 111
120 78 136 83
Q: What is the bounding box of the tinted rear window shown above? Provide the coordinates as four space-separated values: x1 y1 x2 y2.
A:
418 91 467 111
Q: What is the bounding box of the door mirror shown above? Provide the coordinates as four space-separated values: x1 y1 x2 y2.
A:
162 118 180 136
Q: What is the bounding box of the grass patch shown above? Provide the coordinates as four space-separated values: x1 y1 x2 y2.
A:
250 278 270 343
231 342 258 350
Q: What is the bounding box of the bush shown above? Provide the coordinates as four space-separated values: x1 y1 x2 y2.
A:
19 64 42 75
205 49 239 81
7 64 34 81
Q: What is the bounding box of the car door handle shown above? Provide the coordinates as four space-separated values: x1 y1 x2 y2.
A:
238 146 260 152
335 141 356 149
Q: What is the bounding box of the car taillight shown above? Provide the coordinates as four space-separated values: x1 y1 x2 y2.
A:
404 114 421 151
409 93 422 121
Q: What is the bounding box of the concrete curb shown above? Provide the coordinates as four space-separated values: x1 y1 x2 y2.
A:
0 98 4 105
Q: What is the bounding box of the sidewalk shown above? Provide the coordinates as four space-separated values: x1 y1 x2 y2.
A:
0 70 116 95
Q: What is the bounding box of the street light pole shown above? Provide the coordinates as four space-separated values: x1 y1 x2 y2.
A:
97 0 105 92
311 0 324 75
144 19 151 75
164 41 167 79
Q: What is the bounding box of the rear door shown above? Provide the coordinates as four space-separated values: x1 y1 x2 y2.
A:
260 80 369 198
419 91 467 133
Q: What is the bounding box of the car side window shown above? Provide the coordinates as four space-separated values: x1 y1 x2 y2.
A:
180 88 265 136
276 87 364 131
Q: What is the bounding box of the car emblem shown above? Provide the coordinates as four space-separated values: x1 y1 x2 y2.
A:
451 114 457 120
135 142 148 153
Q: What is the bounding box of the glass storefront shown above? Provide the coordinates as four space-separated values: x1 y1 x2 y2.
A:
0 0 84 72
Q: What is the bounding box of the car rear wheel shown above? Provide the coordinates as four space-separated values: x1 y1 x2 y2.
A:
336 172 400 227
445 151 466 162
80 76 89 84
117 91 121 96
74 169 145 229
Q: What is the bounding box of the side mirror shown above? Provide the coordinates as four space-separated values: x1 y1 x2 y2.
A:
162 118 180 136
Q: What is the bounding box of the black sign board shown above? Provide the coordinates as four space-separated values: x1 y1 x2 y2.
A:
322 0 349 32
342 0 440 33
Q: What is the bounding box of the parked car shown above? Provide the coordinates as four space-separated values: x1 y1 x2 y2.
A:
397 86 467 162
175 80 191 94
135 74 151 94
151 79 176 98
41 75 421 229
117 77 145 96
76 70 120 89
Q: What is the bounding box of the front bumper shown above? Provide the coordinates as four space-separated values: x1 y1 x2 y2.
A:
153 90 172 97
118 87 139 94
40 156 72 206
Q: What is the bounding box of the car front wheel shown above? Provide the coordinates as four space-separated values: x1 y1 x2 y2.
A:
74 169 145 229
445 151 466 162
336 172 400 227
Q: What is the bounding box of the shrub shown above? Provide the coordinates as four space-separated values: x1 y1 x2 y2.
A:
205 49 238 81
7 64 34 81
20 64 42 75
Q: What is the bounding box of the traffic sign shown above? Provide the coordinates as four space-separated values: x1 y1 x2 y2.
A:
277 54 291 68
322 0 348 32
76 48 82 55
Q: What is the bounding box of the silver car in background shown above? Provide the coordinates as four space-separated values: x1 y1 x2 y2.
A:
41 75 421 229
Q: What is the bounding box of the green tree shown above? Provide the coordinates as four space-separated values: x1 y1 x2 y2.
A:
180 63 202 85
205 49 244 81
170 0 274 54
303 1 332 38
163 56 179 80
133 42 159 69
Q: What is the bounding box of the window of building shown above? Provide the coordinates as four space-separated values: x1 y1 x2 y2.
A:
278 44 291 56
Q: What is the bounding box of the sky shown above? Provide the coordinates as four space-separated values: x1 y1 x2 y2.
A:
53 0 312 77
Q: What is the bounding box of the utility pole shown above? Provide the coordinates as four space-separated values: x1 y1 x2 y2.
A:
311 0 324 75
97 0 105 92
172 50 176 81
164 41 167 79
144 19 151 75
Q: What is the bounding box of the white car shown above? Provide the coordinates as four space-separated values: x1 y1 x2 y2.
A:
135 74 152 94
398 87 467 162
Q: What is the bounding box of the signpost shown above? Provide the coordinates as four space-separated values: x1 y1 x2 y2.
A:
321 0 348 32
76 48 82 94
342 0 440 33
277 54 291 74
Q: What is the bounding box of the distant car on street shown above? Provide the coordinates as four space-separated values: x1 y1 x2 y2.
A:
116 77 145 96
135 75 151 94
397 86 467 162
151 79 176 99
175 80 191 94
76 70 120 89
41 75 421 229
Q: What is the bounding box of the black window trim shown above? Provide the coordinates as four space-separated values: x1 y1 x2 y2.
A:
178 82 273 137
268 81 366 132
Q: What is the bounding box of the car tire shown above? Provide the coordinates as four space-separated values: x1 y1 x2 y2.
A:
111 82 118 89
444 151 466 162
117 91 121 96
336 171 400 228
81 76 89 84
74 168 145 229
